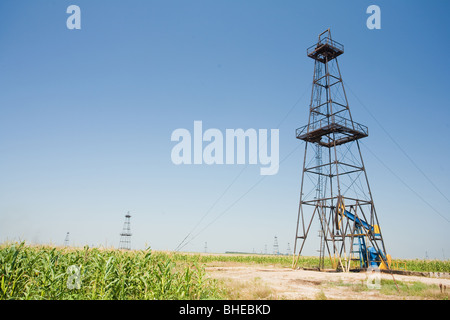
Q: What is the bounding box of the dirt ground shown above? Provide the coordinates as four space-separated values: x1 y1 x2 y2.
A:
206 264 450 300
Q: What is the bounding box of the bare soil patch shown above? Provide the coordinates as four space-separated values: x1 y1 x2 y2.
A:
206 264 450 300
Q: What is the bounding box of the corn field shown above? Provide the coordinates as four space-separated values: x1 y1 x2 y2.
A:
174 252 450 273
0 242 224 300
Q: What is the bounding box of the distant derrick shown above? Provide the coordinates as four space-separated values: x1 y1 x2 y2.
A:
119 212 132 250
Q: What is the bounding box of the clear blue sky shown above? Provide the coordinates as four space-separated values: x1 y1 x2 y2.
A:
0 0 449 259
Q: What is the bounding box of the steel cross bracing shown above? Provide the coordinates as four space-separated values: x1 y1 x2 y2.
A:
293 29 389 272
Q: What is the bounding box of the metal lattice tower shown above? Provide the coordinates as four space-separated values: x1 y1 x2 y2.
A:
119 212 132 250
286 243 292 256
64 232 70 247
273 236 279 255
293 29 388 272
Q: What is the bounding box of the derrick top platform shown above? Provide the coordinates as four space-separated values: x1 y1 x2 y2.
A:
296 115 368 148
307 30 344 63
